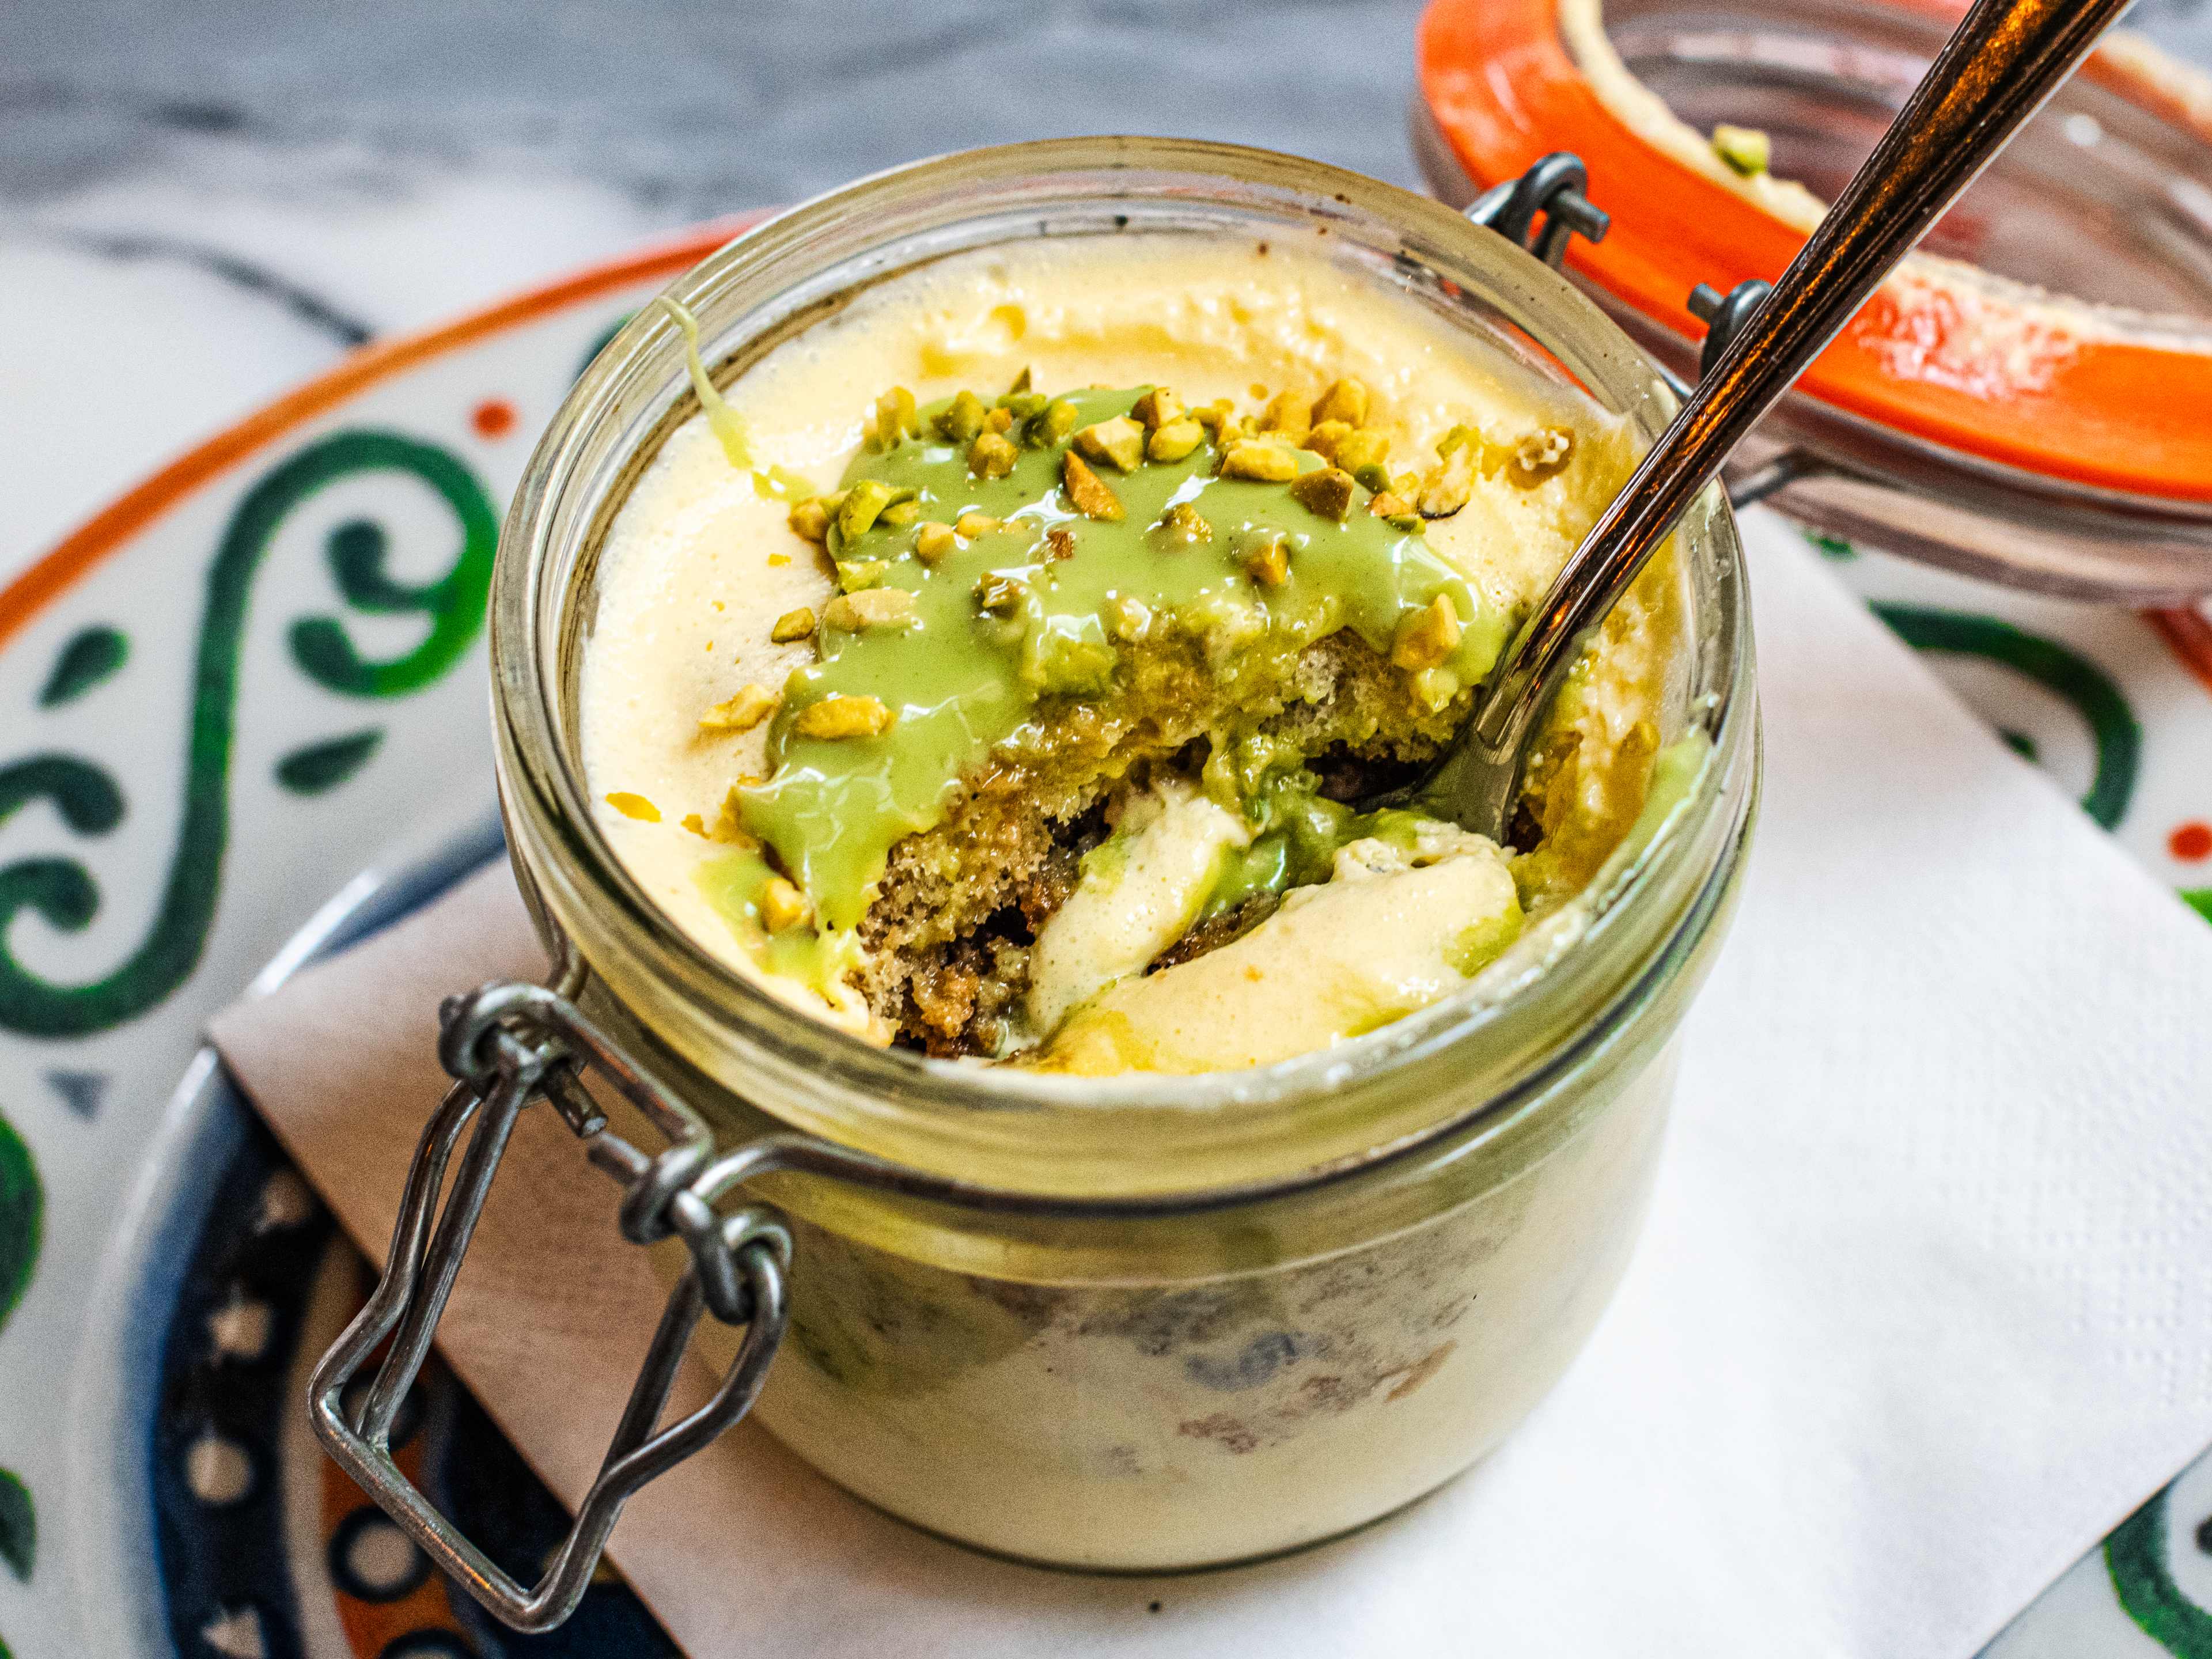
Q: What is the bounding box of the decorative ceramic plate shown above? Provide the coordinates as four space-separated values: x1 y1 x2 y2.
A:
3 218 2211 1658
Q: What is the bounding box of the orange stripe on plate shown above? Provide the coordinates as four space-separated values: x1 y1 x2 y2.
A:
0 213 766 652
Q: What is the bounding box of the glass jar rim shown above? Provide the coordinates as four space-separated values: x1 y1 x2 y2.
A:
493 135 1757 1203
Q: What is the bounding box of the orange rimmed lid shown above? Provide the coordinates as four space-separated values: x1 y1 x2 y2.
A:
1417 0 2212 503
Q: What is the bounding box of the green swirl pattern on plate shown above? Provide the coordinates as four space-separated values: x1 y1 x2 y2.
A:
0 429 495 1040
0 1109 40 1592
2109 1490 2212 1657
1873 601 2140 831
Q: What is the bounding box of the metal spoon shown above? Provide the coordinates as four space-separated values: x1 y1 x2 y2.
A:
1397 0 2133 839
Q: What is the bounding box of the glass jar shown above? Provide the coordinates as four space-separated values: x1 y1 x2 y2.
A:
486 138 1757 1573
1415 0 2212 603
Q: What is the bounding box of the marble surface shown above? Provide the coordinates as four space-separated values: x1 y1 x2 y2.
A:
5 0 2204 590
0 0 1435 586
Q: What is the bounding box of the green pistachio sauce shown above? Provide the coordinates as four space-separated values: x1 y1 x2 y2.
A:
738 387 1512 933
694 843 864 996
1200 790 1436 919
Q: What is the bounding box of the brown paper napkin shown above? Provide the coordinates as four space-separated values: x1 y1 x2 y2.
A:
210 866 1224 1656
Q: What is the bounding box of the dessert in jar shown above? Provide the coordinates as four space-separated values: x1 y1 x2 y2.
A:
492 139 1756 1568
584 232 1684 1073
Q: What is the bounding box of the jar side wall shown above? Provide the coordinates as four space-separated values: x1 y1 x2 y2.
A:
680 1038 1681 1569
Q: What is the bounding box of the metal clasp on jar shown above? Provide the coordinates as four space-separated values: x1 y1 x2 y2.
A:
1466 149 1823 511
306 941 795 1634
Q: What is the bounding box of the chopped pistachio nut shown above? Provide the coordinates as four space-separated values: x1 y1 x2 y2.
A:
710 784 763 844
759 876 813 933
999 391 1047 425
770 606 817 643
823 587 918 631
1073 416 1146 472
1045 527 1078 560
1713 123 1771 177
1509 425 1575 485
1436 423 1484 460
969 431 1020 479
835 559 890 593
1304 419 1353 461
786 498 830 543
698 682 779 733
1005 365 1033 396
1153 502 1213 548
1258 390 1311 441
605 790 660 823
1368 490 1414 518
974 571 1027 615
1289 465 1357 522
1104 593 1154 641
934 389 988 443
1130 387 1184 430
793 694 895 740
1192 399 1234 431
1334 429 1390 476
836 479 904 540
879 498 919 527
1352 461 1394 495
1241 531 1291 588
1221 441 1298 483
984 406 1016 435
955 512 1002 539
873 387 920 448
1146 418 1205 463
1310 377 1370 427
1062 450 1125 521
914 521 958 565
1392 594 1463 670
1412 666 1462 712
1029 398 1080 448
1417 445 1477 518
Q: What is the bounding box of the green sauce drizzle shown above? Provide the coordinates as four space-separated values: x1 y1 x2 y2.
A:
1200 788 1436 920
694 844 863 997
738 387 1511 931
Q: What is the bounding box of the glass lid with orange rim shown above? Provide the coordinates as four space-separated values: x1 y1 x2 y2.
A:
1415 0 2212 601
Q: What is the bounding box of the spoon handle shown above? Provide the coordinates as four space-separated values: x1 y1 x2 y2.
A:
1472 0 2133 757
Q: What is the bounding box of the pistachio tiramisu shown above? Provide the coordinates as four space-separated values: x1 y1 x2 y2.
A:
581 233 1680 1070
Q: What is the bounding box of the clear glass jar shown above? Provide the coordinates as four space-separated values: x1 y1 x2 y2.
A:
1415 0 2212 603
491 137 1758 1570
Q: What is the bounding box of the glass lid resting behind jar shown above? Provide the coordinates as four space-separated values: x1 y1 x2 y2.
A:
493 137 1754 1205
1416 0 2212 601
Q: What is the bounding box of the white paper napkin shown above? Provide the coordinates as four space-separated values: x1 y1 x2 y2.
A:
212 512 2212 1657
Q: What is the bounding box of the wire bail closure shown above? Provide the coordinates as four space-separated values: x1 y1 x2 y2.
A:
1467 150 1820 510
308 946 794 1634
